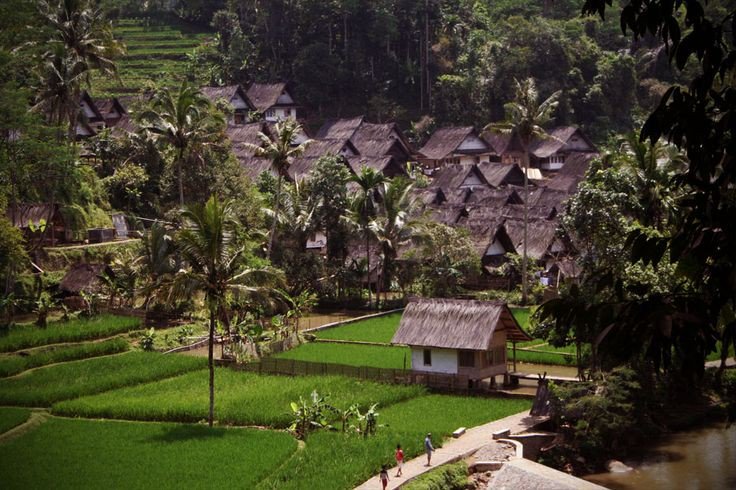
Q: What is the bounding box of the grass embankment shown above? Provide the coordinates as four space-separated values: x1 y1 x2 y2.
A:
0 338 130 377
274 343 411 369
0 315 141 353
0 351 205 406
403 461 469 490
315 313 403 343
0 407 31 434
0 417 297 489
54 369 425 427
258 395 531 490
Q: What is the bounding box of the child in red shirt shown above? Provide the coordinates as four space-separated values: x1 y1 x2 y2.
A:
395 444 404 477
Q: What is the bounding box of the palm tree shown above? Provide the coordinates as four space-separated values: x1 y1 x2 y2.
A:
140 82 225 207
347 167 387 308
370 177 422 307
36 0 123 139
270 179 323 251
619 131 684 228
486 78 560 305
171 195 281 427
244 119 312 259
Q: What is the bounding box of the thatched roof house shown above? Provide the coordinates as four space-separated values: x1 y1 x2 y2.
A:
316 116 364 139
246 82 299 121
392 298 531 380
59 263 112 296
201 84 255 124
418 127 495 169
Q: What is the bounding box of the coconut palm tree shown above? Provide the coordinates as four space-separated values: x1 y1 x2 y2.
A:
486 78 560 305
170 195 282 427
140 82 226 208
244 119 312 259
36 0 123 139
370 177 423 307
347 167 387 308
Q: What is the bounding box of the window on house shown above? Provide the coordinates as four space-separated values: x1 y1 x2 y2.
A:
265 109 275 118
458 350 475 368
423 349 432 366
234 113 245 124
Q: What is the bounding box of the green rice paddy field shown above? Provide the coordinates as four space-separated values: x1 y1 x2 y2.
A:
0 313 531 489
91 16 211 97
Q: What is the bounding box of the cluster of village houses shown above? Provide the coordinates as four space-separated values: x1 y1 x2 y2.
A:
10 81 598 291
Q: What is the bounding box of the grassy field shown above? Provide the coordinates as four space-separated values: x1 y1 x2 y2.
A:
0 351 205 406
0 407 30 434
0 417 297 489
91 16 211 97
403 461 468 490
0 315 141 353
274 342 411 369
510 349 575 366
510 306 534 330
0 337 130 377
53 369 425 428
315 313 403 343
258 395 531 490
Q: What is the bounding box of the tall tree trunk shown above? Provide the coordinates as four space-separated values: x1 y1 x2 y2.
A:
267 174 282 259
365 230 372 309
208 306 216 427
522 149 529 305
177 147 185 208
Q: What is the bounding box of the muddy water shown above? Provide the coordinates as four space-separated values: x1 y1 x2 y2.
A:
585 423 736 490
298 309 370 331
511 362 580 379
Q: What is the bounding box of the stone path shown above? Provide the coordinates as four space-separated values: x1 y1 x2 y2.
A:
354 411 548 490
705 357 735 369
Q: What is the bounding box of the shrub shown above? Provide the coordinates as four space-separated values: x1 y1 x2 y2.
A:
140 328 156 351
403 461 469 490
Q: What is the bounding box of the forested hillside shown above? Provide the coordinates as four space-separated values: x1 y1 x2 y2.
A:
101 0 732 140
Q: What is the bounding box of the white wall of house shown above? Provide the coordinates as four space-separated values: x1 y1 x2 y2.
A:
540 155 565 170
231 94 249 109
306 230 327 249
265 107 297 122
411 347 458 374
81 101 97 119
563 133 593 152
277 92 295 105
460 171 485 189
485 239 506 256
458 135 488 151
458 154 490 165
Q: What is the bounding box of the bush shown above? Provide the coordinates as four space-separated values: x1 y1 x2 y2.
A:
403 461 469 490
542 367 658 473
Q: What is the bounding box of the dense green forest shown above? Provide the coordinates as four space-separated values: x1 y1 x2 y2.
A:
87 0 729 140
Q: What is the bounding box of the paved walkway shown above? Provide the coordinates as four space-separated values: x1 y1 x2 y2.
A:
354 411 548 490
705 357 735 369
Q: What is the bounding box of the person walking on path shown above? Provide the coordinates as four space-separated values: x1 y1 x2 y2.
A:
424 433 434 466
379 465 390 489
395 444 404 477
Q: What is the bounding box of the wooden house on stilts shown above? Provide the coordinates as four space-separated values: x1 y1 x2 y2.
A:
392 299 531 386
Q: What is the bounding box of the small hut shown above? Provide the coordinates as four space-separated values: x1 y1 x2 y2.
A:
59 263 112 297
392 298 531 381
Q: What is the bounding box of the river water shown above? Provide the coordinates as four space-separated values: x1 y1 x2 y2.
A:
585 423 736 490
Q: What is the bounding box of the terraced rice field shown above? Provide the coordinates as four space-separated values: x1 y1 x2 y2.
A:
91 16 211 96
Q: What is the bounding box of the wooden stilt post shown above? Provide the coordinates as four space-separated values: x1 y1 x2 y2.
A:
513 340 517 372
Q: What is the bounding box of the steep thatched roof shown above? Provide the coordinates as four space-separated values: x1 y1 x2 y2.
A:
347 156 408 177
530 126 596 158
427 204 468 226
502 219 560 260
392 298 531 349
429 163 484 190
201 85 253 110
476 162 526 187
501 204 557 221
466 188 523 207
483 130 524 155
527 187 570 209
351 122 413 159
246 82 294 111
419 126 477 160
316 116 364 139
109 114 138 137
59 263 111 295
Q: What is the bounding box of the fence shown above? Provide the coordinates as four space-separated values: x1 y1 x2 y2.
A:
230 357 496 394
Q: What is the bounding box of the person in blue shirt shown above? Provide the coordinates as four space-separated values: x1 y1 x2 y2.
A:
424 433 434 466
